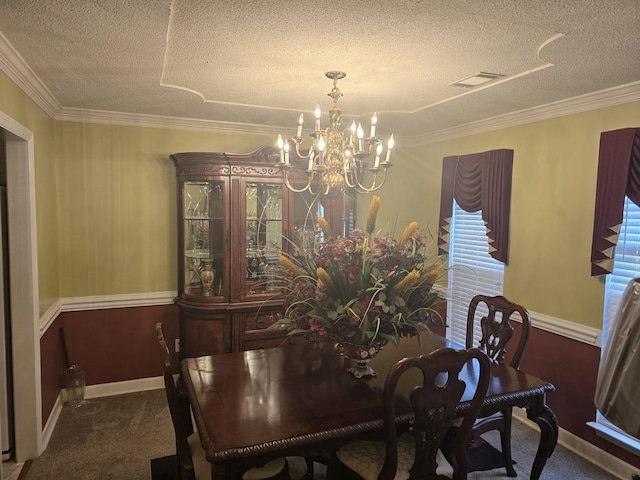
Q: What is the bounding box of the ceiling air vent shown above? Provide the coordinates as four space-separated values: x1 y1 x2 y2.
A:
449 72 506 88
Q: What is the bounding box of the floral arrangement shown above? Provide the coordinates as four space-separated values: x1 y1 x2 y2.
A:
272 196 446 346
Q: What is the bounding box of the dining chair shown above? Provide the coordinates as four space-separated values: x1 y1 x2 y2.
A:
465 294 532 477
326 347 491 480
155 322 290 480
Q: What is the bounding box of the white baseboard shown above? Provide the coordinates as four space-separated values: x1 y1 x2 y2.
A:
41 393 63 452
513 408 637 479
83 376 164 399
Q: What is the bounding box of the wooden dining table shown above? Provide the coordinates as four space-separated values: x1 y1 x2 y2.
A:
180 332 558 480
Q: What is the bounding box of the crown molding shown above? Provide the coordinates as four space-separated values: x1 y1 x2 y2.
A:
54 107 283 137
411 80 640 146
0 31 60 118
2 30 639 144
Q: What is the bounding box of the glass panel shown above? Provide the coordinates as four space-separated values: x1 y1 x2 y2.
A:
246 183 283 293
341 192 356 237
183 181 224 297
292 191 323 255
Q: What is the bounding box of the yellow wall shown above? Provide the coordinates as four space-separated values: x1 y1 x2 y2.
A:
4 68 640 328
53 122 272 296
0 70 59 315
378 101 640 329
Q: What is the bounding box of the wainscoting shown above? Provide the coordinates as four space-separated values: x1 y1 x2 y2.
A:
36 292 640 475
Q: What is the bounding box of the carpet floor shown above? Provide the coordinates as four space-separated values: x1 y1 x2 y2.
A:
150 441 507 479
18 389 619 480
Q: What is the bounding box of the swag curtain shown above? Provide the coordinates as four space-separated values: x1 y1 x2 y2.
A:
438 149 513 264
590 128 640 276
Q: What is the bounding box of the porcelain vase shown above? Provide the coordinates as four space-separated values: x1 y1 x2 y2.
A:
335 341 384 378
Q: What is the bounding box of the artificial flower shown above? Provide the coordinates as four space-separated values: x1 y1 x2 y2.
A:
272 197 446 345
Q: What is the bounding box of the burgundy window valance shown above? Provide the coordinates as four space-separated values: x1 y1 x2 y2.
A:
438 149 513 264
590 128 640 277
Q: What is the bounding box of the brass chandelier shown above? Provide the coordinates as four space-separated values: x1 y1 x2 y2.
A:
276 71 394 198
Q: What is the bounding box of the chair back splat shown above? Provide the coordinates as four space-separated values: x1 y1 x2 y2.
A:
378 348 491 480
466 294 531 368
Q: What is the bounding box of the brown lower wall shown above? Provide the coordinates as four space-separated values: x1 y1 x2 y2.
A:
519 327 639 468
39 304 640 469
39 304 180 425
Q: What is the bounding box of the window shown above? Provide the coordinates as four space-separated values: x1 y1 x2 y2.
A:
592 195 640 453
447 200 504 346
603 196 640 348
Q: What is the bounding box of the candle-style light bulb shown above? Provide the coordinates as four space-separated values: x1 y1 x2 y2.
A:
297 113 304 137
277 134 284 163
374 143 383 168
349 121 357 145
308 150 315 171
318 134 325 165
284 140 290 165
357 123 364 152
385 134 394 163
370 112 377 138
314 104 321 131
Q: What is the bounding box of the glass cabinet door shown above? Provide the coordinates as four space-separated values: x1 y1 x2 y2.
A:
183 181 225 298
243 182 284 296
290 192 356 254
292 191 323 255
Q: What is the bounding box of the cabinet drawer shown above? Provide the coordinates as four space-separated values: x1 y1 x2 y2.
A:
242 334 289 351
243 311 281 332
180 310 229 357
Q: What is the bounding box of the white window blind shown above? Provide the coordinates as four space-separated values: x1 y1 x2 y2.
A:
594 196 640 451
603 196 640 350
447 201 505 346
601 197 640 350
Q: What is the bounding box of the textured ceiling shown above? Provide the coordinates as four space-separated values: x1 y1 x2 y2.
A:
0 0 639 143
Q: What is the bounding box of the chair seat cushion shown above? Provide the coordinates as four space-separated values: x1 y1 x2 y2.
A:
242 457 287 480
335 434 453 479
187 432 287 480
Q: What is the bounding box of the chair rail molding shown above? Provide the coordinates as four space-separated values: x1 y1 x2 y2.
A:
39 292 177 336
529 310 601 347
40 289 601 348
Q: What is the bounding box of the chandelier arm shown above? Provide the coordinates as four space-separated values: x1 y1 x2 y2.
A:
353 166 391 194
292 140 312 160
307 183 319 195
343 163 359 189
282 169 314 193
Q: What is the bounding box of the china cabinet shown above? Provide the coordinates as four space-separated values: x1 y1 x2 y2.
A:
171 147 355 357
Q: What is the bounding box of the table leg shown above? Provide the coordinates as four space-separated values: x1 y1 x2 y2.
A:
526 403 559 480
303 458 315 479
212 462 239 480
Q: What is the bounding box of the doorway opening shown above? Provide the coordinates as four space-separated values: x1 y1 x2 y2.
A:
0 113 42 462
